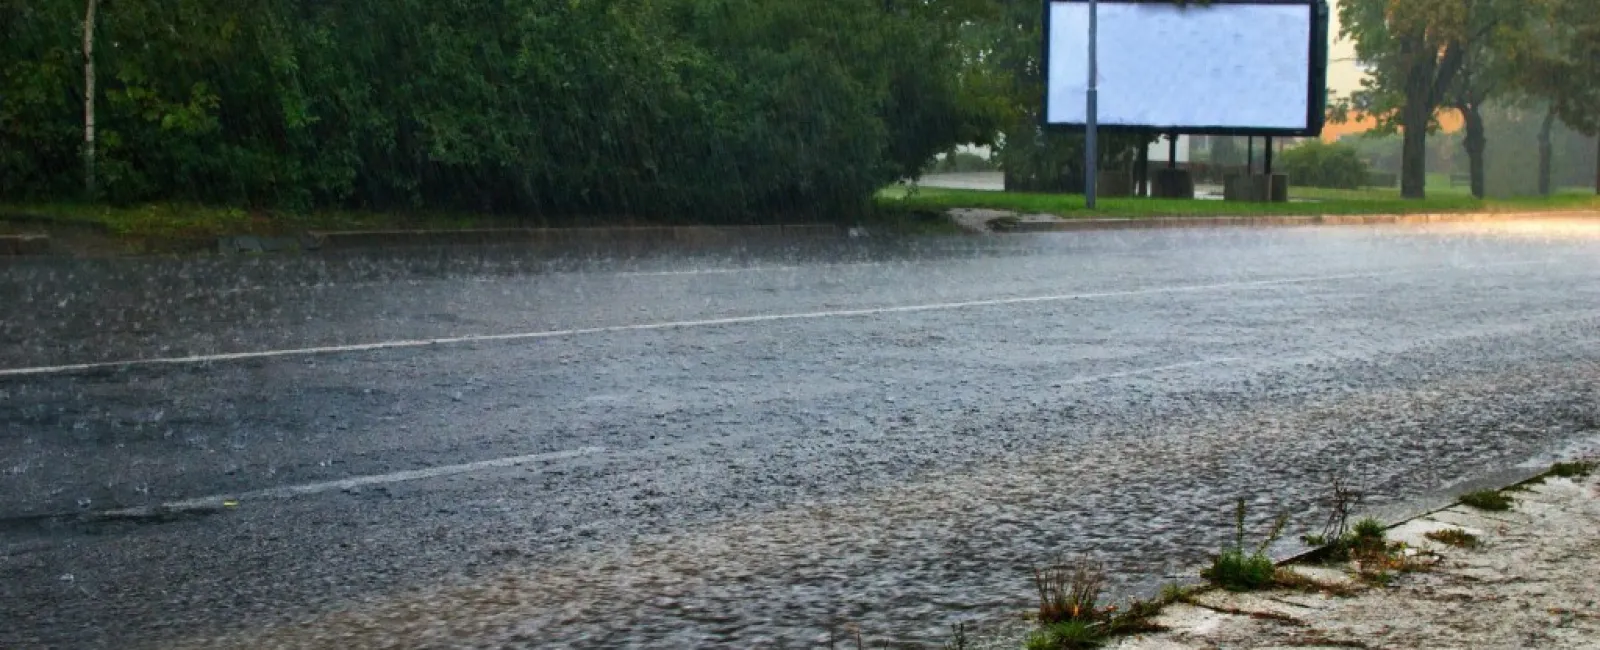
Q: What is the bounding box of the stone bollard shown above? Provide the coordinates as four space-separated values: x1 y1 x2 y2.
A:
1150 169 1195 198
1224 174 1289 202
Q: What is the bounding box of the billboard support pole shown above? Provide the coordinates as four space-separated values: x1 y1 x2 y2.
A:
1264 136 1275 174
1168 134 1177 169
1085 0 1098 209
1136 135 1150 196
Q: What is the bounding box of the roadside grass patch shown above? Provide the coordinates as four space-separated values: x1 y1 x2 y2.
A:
1424 528 1482 549
874 186 1600 221
1548 461 1597 479
1459 489 1514 512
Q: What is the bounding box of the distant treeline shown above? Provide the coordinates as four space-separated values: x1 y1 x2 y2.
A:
1 0 1002 220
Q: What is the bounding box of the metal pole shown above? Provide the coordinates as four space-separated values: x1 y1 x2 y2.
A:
1136 136 1149 197
1264 136 1274 174
1085 0 1099 209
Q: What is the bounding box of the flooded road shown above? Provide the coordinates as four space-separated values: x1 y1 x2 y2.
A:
3 222 1600 648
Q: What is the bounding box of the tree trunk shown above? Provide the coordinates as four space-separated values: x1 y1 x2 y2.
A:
1460 104 1486 199
1537 109 1555 196
83 0 98 198
1400 101 1430 199
1396 35 1464 200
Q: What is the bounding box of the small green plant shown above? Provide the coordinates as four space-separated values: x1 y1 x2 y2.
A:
1202 499 1288 591
1158 582 1197 604
1204 548 1277 591
1424 528 1481 549
1548 461 1597 479
1352 517 1386 540
1102 596 1172 637
1034 556 1106 626
1024 620 1103 650
943 622 970 650
1459 489 1514 511
1026 559 1179 648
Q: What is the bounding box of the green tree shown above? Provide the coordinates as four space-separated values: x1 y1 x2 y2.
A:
1339 0 1513 199
1445 1 1542 199
1517 0 1600 193
3 0 1003 221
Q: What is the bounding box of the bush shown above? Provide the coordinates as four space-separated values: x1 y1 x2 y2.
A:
1281 141 1370 189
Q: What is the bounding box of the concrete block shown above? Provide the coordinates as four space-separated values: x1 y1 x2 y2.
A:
1151 169 1195 198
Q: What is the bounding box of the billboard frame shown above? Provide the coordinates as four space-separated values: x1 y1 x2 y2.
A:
1041 0 1330 137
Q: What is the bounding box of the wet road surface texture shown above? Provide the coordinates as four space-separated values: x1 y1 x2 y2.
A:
3 222 1599 648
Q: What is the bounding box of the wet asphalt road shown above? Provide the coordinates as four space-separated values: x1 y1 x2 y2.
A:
3 222 1600 648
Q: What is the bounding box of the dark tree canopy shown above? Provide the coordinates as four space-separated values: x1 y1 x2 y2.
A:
0 0 1003 220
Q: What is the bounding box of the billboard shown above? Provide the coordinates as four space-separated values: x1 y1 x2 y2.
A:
1044 0 1329 136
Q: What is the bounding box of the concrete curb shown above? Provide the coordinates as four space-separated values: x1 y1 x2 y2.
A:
1273 463 1552 568
0 234 50 256
1005 210 1598 233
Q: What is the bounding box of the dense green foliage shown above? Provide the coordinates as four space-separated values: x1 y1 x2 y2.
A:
1 0 1001 220
1281 141 1370 190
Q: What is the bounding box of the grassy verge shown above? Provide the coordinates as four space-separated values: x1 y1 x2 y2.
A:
876 185 1600 220
0 202 519 240
1 200 950 242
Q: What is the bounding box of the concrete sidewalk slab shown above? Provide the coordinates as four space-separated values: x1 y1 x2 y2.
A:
1110 470 1600 649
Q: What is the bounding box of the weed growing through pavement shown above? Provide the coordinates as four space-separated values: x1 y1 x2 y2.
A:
1424 528 1481 549
1201 499 1288 592
1022 556 1173 649
1459 489 1514 511
943 622 970 650
1034 556 1106 626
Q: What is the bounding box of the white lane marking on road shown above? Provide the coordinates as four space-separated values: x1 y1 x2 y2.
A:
0 259 1559 378
98 446 605 517
92 360 1243 516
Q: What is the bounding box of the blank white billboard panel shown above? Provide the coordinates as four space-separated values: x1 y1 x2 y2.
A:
1046 1 1323 134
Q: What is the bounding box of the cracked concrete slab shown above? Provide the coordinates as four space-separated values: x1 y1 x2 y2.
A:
1111 469 1600 649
